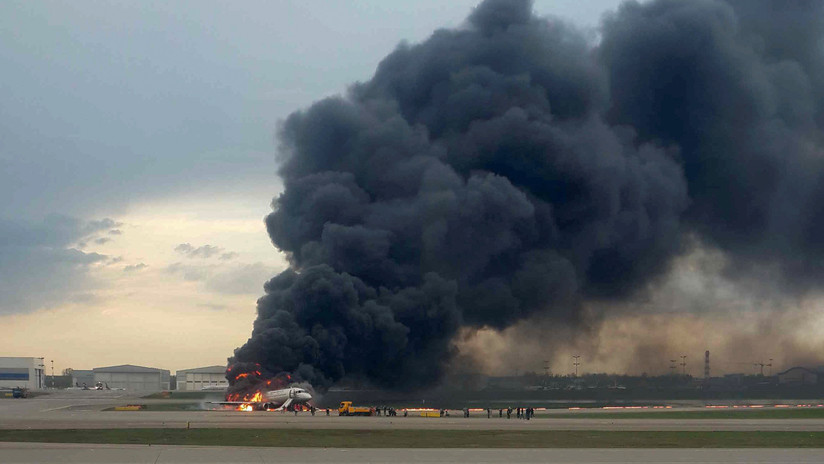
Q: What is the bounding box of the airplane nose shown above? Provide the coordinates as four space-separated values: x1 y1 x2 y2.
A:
299 393 312 400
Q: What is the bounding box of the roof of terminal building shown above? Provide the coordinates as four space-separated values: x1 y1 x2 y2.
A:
93 364 168 373
776 366 820 376
176 365 226 374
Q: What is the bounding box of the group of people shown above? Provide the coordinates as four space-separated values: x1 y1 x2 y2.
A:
305 405 539 418
294 405 319 416
375 406 399 416
499 407 534 419
464 407 536 419
514 407 534 420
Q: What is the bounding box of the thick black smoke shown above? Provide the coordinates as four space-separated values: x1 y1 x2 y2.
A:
601 0 824 283
230 0 824 390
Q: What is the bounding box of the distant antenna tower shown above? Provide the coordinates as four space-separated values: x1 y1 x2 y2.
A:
704 351 710 379
754 359 772 376
669 359 677 375
542 360 550 388
572 355 581 377
680 355 687 375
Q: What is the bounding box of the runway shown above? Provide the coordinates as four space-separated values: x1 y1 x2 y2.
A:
2 392 824 431
1 443 822 464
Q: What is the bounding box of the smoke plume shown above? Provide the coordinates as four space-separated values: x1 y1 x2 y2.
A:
230 0 824 390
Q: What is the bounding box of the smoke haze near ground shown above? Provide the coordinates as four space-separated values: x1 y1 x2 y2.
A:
458 245 824 376
229 0 824 390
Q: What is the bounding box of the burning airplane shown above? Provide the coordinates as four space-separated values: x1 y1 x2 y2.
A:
216 366 313 411
216 386 312 412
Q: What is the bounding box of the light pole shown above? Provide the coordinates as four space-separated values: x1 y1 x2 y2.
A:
50 360 54 388
754 359 773 376
572 355 581 377
680 356 687 376
543 360 550 389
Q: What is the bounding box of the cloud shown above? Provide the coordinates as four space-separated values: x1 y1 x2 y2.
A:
123 263 148 273
166 262 212 282
174 243 195 254
0 214 111 313
165 259 277 295
165 258 278 295
108 229 122 235
174 243 224 259
218 252 238 261
206 262 276 295
84 218 122 235
198 303 228 311
68 293 102 305
94 237 111 245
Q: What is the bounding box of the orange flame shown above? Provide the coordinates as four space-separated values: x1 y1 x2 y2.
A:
229 390 263 409
233 370 263 382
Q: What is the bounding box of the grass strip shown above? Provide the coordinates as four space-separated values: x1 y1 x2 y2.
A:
0 429 822 448
545 409 824 420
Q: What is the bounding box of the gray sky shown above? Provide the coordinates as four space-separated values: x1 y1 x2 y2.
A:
0 0 619 219
0 0 622 371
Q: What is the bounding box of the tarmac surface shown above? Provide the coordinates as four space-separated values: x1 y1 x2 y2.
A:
2 391 824 431
1 443 822 464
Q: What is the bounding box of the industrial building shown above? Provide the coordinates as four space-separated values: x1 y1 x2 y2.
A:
0 357 45 390
777 367 820 386
70 369 94 388
176 365 227 391
93 364 170 391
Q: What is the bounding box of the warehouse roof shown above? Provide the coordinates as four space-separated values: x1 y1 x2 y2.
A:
176 365 226 375
776 366 819 376
93 364 168 373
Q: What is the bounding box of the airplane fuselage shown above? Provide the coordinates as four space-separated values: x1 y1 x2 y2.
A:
216 386 312 411
261 387 312 409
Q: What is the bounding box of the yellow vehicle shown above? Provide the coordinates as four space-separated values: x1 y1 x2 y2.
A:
338 401 374 416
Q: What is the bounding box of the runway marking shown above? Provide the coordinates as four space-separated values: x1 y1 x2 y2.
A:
39 405 73 412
